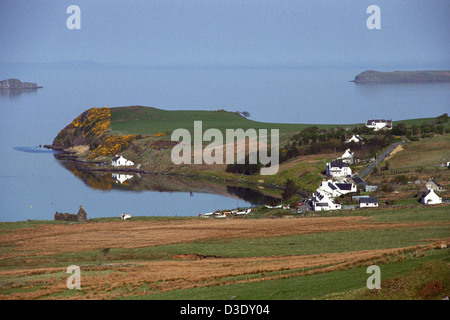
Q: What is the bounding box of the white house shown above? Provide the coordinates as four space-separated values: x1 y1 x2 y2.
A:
112 155 134 167
326 160 352 177
421 189 442 205
338 149 355 164
365 119 392 131
317 180 357 198
359 197 379 208
312 190 342 211
345 135 363 144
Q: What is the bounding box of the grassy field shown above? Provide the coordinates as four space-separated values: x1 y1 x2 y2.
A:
387 134 450 170
110 105 353 138
0 205 448 300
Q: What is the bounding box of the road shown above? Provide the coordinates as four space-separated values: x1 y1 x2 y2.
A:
358 140 405 179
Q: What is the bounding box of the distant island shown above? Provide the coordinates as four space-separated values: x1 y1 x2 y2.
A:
0 78 42 89
352 70 450 83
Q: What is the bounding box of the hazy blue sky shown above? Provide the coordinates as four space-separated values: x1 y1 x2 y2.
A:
1 0 449 67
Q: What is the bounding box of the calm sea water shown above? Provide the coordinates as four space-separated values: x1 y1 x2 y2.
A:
0 63 449 222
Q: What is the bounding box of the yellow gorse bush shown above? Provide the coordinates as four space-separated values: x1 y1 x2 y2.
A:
65 107 137 159
69 107 111 134
89 134 137 159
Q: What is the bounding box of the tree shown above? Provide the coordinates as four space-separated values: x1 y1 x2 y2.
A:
282 179 298 201
241 111 251 118
435 113 448 124
392 123 407 135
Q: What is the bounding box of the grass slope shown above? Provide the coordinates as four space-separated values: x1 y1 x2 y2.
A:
110 105 350 137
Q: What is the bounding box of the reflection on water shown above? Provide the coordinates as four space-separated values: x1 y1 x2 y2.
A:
57 159 281 205
0 88 38 98
112 173 134 184
14 146 61 154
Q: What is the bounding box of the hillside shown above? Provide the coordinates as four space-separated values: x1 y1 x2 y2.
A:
352 70 450 83
109 105 338 136
50 106 449 193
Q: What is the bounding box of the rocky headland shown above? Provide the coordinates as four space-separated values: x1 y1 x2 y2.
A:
352 70 450 83
0 78 42 89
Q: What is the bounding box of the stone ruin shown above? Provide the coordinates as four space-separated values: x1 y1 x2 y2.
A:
54 205 88 222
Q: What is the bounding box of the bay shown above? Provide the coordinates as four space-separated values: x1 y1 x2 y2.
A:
0 63 449 222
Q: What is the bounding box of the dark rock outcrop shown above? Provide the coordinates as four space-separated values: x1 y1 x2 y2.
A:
52 107 110 150
54 205 88 221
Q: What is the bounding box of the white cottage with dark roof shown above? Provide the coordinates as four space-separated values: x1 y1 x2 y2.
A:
425 178 444 192
345 135 363 144
421 189 442 205
326 160 352 177
112 155 134 167
317 180 357 198
365 119 392 131
312 190 342 211
339 149 355 164
359 197 379 208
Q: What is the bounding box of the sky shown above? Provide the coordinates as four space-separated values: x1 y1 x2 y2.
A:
0 0 449 67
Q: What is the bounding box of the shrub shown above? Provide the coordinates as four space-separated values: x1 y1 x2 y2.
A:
419 281 443 298
282 179 298 201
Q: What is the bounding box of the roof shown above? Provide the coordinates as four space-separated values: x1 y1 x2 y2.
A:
366 119 392 125
329 160 349 168
427 178 442 187
112 156 121 161
360 197 378 203
422 189 439 198
315 203 329 207
328 182 337 190
335 183 353 190
352 177 366 186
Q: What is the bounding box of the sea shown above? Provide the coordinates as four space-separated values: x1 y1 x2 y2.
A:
0 63 449 222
